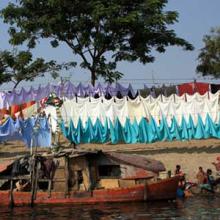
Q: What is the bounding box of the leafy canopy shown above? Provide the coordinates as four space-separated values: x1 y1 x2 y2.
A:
197 27 220 78
2 0 194 85
0 49 76 88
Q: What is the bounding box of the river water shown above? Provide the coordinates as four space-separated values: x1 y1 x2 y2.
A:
1 195 220 220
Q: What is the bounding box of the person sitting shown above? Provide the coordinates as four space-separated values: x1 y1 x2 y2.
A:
200 169 215 193
14 179 29 192
196 166 206 184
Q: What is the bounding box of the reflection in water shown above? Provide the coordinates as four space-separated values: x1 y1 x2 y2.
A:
1 195 220 220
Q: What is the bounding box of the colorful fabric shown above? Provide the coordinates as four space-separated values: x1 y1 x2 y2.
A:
0 82 136 108
58 91 220 128
61 113 220 144
0 117 51 147
178 82 209 96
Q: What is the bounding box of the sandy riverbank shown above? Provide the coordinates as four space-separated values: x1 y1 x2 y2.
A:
1 138 220 182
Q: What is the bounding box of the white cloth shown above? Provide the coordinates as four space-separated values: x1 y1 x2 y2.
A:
61 91 220 127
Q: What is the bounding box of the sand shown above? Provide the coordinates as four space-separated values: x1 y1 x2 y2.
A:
1 138 220 182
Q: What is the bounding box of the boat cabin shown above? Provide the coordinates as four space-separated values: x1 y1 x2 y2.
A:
0 150 165 194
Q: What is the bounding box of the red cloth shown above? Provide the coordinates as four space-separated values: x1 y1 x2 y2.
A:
195 82 210 95
9 101 36 118
178 82 209 96
178 83 194 96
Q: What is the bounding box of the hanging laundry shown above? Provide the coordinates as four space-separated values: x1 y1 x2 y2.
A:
210 84 220 94
0 116 51 148
178 82 210 96
60 113 220 144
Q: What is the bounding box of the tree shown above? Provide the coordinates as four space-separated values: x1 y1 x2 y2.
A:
197 27 220 78
1 0 193 86
0 49 76 88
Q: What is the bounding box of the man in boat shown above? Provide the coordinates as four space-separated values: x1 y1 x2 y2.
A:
14 179 30 192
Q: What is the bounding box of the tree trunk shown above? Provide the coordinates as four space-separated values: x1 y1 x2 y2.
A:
91 70 96 86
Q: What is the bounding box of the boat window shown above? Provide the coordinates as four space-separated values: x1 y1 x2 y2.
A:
98 165 121 178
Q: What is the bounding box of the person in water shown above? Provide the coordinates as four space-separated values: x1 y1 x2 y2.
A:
175 165 186 198
200 169 215 192
212 156 220 176
196 166 206 184
175 165 184 176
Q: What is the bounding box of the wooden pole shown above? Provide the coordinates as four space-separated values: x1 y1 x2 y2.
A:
33 162 39 200
144 179 148 201
30 156 36 207
9 179 14 208
64 156 69 198
48 179 52 198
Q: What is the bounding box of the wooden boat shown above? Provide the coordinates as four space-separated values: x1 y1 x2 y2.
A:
0 150 180 206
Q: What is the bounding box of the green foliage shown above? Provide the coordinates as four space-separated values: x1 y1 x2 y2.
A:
0 49 76 88
2 0 193 85
197 27 220 78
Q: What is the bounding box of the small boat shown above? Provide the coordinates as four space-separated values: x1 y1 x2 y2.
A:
0 150 180 206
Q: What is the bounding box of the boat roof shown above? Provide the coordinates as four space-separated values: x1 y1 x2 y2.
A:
104 152 165 173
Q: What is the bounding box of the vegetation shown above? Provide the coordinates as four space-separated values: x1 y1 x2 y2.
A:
0 49 76 88
197 27 220 78
1 0 193 85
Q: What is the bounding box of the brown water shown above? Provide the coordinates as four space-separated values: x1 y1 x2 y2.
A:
1 195 220 220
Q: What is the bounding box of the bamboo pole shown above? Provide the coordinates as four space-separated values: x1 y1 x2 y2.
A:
64 156 69 198
9 179 14 208
144 179 148 201
30 156 36 207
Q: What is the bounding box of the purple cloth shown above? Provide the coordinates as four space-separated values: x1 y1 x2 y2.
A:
0 81 136 108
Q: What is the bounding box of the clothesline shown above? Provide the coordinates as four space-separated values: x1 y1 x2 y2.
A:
1 80 220 111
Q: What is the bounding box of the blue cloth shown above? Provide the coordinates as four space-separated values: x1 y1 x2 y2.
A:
187 115 195 139
138 118 148 143
20 117 35 147
123 118 133 144
60 114 220 144
32 117 51 147
180 116 189 140
131 119 139 143
194 115 206 139
159 116 171 141
0 117 51 147
170 116 181 140
149 116 159 142
0 117 22 142
205 114 218 138
176 188 185 198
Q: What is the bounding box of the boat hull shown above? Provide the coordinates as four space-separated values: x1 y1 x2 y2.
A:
0 176 179 206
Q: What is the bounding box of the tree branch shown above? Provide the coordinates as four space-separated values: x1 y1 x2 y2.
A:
64 37 93 71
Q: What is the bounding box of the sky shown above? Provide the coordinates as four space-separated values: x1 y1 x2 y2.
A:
0 0 220 90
